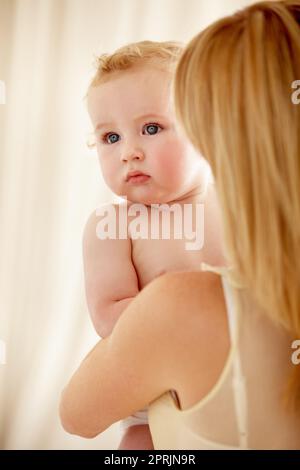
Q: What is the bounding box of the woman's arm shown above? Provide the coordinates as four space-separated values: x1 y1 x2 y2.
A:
59 271 228 439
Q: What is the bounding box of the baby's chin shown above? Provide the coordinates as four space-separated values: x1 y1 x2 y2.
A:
120 196 164 206
117 192 175 206
113 181 193 206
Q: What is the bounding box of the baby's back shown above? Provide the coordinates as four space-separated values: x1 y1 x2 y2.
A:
129 185 224 288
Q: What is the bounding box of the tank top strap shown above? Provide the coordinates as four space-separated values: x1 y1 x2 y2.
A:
200 262 248 448
221 276 248 448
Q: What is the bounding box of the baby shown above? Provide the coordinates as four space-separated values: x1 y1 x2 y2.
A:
84 41 224 449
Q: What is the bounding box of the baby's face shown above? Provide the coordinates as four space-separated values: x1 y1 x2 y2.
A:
87 65 203 204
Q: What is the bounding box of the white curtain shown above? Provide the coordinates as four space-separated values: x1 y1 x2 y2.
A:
0 0 254 450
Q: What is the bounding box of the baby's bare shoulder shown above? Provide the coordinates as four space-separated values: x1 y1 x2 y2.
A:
83 202 132 241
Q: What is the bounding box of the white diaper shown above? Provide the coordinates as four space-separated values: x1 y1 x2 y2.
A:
119 408 148 433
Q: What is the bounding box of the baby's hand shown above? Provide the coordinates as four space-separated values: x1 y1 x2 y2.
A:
96 297 136 338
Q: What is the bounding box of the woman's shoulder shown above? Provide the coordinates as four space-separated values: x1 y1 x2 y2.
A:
141 270 228 362
111 270 227 372
144 271 230 407
150 270 225 316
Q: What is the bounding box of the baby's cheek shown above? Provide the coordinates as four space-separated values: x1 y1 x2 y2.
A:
161 155 176 174
159 143 189 182
99 157 119 189
154 157 177 187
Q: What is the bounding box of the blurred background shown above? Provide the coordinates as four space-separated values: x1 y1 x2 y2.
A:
0 0 255 450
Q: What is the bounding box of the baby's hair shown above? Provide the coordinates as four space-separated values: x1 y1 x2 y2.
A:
175 0 300 410
89 40 183 88
86 40 184 148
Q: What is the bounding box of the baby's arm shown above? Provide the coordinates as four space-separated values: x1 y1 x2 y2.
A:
82 207 140 338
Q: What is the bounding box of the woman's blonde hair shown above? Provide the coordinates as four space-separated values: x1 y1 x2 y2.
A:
89 40 183 87
175 0 300 409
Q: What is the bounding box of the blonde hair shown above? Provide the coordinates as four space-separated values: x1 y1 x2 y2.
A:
175 1 300 409
89 40 183 87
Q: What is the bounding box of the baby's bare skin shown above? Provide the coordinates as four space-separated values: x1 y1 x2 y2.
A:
118 425 154 450
131 184 224 289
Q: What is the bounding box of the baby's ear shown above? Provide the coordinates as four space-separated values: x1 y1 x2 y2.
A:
86 132 96 149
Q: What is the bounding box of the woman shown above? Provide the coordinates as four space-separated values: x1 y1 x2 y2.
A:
59 0 300 449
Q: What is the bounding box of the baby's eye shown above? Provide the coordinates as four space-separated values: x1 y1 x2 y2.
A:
103 132 120 144
143 123 163 136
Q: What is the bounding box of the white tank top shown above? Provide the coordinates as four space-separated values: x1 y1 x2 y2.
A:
148 265 300 449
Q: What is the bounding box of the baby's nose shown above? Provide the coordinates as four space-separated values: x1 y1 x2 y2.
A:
121 148 145 162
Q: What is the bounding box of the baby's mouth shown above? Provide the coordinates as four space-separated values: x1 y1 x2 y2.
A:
126 171 150 184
